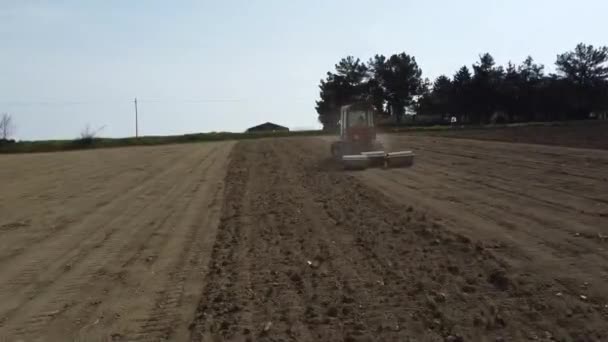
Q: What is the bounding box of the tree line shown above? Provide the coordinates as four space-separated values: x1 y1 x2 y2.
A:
315 43 608 129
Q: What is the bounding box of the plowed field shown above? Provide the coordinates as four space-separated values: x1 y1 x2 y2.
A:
1 133 607 341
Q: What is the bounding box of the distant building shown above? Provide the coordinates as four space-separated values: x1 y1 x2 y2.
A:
246 122 289 133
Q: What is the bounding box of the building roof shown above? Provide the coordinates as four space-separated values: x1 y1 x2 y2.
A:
246 122 289 132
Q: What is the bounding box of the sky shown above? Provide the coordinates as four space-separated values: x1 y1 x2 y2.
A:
1 0 607 140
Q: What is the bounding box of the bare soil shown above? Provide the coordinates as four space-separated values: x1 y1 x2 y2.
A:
429 121 608 150
190 136 608 342
1 130 607 341
0 142 234 341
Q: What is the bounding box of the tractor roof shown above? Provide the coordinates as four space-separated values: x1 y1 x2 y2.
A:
341 102 373 112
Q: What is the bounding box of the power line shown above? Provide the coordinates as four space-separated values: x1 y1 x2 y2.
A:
0 98 252 105
135 98 249 103
0 100 126 106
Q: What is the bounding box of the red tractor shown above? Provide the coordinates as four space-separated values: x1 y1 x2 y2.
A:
330 103 380 158
330 103 414 170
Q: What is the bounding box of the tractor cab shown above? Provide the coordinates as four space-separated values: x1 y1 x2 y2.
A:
331 103 379 159
339 103 376 144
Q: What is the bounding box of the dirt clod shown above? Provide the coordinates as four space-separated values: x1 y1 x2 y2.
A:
289 271 302 283
488 270 510 291
462 285 476 293
447 265 460 275
260 321 273 335
445 335 464 342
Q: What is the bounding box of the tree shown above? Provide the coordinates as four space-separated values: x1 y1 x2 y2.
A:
499 61 521 121
366 54 389 115
414 79 432 116
555 43 608 118
432 75 453 115
538 75 570 121
556 43 608 85
315 75 344 129
519 56 544 82
451 66 473 122
335 56 369 86
0 113 15 140
516 56 545 121
376 53 423 123
315 56 369 130
470 53 504 123
414 75 453 122
314 43 608 127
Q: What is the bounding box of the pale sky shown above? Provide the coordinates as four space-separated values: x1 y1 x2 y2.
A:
1 0 607 140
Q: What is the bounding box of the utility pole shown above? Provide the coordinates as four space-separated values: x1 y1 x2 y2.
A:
134 97 139 138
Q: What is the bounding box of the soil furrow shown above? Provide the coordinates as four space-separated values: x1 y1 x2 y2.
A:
1 145 219 338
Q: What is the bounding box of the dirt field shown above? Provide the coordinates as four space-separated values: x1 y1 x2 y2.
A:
429 121 608 150
1 132 608 341
0 142 233 341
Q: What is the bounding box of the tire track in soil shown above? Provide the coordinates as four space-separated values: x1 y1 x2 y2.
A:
120 142 232 342
0 147 181 236
381 136 608 232
68 145 228 341
370 135 608 295
191 138 608 342
1 146 213 336
397 135 608 182
189 143 253 342
0 151 196 325
0 146 188 263
373 166 607 259
385 136 608 211
0 146 194 311
405 142 608 209
0 144 223 339
413 151 608 215
360 166 608 298
388 135 608 198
